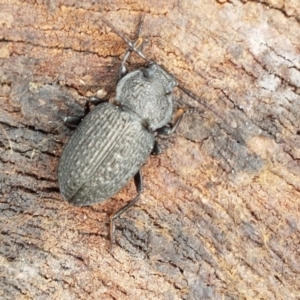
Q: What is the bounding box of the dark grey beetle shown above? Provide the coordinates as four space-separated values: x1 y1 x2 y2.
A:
58 17 243 247
58 18 189 246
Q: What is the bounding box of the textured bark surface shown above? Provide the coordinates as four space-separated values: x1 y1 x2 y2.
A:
1 1 300 299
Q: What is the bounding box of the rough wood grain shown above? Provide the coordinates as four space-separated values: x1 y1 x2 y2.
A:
1 1 300 299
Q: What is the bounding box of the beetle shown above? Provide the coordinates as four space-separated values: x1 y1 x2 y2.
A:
58 16 243 248
58 17 190 247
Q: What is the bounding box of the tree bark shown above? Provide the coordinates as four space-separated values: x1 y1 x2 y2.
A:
1 1 300 299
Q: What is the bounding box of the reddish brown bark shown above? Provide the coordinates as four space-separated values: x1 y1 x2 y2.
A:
1 1 300 299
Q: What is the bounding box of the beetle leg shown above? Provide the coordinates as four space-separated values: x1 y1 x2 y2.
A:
110 170 143 251
151 140 162 155
156 108 186 135
156 108 201 136
88 96 108 106
119 37 145 78
101 15 151 79
118 15 147 79
63 97 107 129
84 97 107 114
63 115 84 129
101 16 150 65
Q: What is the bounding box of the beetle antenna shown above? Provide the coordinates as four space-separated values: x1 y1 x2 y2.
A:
101 17 151 63
178 85 245 144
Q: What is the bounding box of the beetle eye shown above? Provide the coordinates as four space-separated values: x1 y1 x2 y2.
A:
142 67 155 78
165 83 174 95
142 68 150 78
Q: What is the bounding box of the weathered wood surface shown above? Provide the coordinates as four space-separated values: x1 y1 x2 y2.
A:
1 1 300 299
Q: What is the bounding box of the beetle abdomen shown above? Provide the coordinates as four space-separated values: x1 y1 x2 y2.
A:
58 102 154 206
